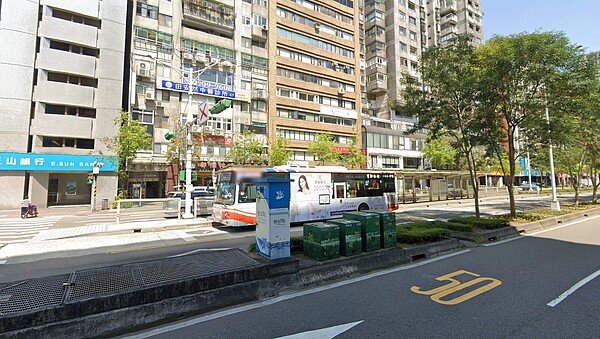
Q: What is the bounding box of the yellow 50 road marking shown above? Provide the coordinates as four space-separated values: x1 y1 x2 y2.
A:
411 270 502 305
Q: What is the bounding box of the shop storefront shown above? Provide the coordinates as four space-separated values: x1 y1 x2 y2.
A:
0 152 118 209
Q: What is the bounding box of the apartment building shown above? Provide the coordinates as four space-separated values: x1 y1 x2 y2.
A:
360 0 483 169
0 0 125 209
128 0 361 197
268 0 362 161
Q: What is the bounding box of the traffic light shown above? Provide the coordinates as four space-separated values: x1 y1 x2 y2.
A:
87 173 94 184
209 99 232 115
164 131 176 140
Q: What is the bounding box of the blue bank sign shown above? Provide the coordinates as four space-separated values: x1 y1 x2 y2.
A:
160 80 236 99
0 152 117 172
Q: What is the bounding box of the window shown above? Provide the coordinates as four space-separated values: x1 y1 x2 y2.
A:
47 72 98 88
253 14 267 26
242 37 251 48
409 31 417 40
137 3 158 20
242 16 251 25
408 16 416 25
52 8 101 28
159 14 172 27
45 104 96 118
399 26 406 36
42 137 94 149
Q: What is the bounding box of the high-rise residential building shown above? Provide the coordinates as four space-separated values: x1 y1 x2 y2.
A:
0 0 126 209
360 0 483 170
268 0 362 162
128 0 362 198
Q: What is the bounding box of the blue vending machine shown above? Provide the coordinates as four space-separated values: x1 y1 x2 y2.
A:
254 178 293 260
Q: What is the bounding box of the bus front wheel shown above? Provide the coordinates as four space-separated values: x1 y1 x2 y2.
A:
358 203 369 211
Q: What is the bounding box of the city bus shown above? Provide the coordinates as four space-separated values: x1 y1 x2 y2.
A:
212 165 399 227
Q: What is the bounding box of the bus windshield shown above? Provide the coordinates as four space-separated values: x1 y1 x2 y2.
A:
215 171 236 205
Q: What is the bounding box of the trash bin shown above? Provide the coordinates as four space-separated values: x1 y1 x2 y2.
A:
102 198 109 210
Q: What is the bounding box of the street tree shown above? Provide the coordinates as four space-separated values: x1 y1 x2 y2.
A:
308 133 338 165
422 132 457 170
268 135 291 166
391 34 486 217
104 110 152 193
477 31 585 216
339 135 367 169
226 130 265 165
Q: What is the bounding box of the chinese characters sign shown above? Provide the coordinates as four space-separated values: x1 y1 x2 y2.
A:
0 152 117 172
161 80 236 99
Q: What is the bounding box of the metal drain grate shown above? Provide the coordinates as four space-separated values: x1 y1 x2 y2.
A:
0 274 70 316
137 250 261 285
69 266 138 300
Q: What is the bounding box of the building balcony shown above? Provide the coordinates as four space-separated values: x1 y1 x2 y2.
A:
366 79 387 93
182 0 235 34
442 13 458 24
251 24 268 40
440 1 457 15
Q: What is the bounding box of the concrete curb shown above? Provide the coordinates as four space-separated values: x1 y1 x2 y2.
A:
1 241 464 338
511 207 600 234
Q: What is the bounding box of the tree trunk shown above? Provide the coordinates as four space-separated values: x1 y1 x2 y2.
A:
507 129 517 217
465 149 480 218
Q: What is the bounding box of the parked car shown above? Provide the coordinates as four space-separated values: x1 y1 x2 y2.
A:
519 182 541 193
163 190 215 218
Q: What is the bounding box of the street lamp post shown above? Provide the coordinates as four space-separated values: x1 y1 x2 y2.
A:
545 102 560 210
180 58 230 218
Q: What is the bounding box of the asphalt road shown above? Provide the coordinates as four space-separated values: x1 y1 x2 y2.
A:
2 192 594 283
125 216 600 338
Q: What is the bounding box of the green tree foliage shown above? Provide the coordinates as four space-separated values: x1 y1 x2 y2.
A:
307 133 338 165
391 34 485 217
226 130 265 165
268 135 291 166
422 133 457 169
104 110 152 191
477 31 586 216
164 124 203 169
339 136 367 169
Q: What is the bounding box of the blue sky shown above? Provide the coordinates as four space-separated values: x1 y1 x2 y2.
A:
482 0 600 52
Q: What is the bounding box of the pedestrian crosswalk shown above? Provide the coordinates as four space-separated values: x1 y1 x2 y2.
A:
0 216 63 245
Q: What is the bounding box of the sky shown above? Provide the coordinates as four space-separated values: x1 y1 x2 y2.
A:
482 0 600 52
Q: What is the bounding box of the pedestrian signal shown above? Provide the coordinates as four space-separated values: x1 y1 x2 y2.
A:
87 173 94 184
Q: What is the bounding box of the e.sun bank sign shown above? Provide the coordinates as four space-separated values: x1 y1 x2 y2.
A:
0 152 117 172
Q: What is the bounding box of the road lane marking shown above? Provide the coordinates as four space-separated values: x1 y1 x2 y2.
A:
122 250 470 338
276 321 363 339
547 269 600 307
411 270 501 305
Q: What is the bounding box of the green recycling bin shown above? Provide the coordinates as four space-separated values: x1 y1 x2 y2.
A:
328 219 362 256
343 211 381 252
368 210 397 248
303 222 340 261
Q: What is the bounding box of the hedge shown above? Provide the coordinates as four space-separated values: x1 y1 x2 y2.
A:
448 216 509 230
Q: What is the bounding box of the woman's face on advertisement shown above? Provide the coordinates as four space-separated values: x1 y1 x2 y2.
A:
300 177 307 188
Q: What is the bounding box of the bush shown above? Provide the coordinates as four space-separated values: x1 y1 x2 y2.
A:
397 227 450 244
111 191 133 209
442 221 474 232
449 216 509 230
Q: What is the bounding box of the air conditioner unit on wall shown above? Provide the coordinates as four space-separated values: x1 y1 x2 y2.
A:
145 88 155 100
183 53 194 60
256 89 267 100
195 53 207 64
262 25 268 31
338 86 345 95
137 61 153 77
155 101 164 107
314 23 321 32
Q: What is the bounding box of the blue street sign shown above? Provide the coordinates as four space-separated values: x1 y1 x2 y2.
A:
161 80 236 99
0 152 117 172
